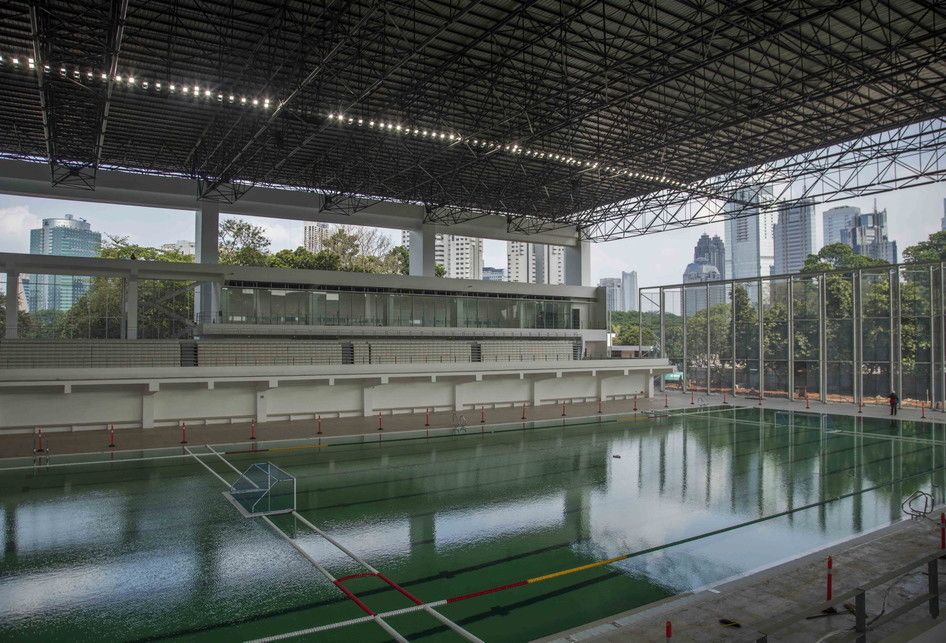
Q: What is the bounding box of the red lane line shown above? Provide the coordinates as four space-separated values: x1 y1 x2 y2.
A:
335 572 379 583
377 572 424 606
333 580 377 616
445 580 529 603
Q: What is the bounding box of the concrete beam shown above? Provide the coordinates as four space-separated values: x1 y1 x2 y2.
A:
0 158 582 246
195 201 220 324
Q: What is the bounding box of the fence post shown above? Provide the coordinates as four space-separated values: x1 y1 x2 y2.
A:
928 558 940 618
854 590 866 643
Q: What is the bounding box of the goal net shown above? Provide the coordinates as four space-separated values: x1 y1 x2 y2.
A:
224 462 296 517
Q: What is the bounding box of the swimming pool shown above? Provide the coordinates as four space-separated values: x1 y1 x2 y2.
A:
1 407 944 641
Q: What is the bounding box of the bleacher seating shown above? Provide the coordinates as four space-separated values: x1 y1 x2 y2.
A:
366 340 472 364
197 340 344 366
0 340 180 369
480 340 577 362
0 338 581 368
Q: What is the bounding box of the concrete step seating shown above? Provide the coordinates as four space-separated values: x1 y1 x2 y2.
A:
480 340 576 362
0 340 180 368
197 340 344 366
364 339 472 364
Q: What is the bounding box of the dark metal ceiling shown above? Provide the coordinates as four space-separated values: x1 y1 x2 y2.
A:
0 0 944 239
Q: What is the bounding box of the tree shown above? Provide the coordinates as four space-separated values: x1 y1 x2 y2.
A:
388 245 410 275
219 219 270 264
903 231 946 264
268 247 342 271
0 297 34 338
801 243 887 273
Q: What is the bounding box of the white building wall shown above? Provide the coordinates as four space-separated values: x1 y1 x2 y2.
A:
0 361 668 431
724 186 775 280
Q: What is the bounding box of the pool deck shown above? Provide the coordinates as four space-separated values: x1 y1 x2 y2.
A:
537 513 946 642
0 389 941 459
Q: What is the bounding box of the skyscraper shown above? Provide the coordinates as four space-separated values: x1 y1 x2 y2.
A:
481 266 505 281
621 270 639 312
848 208 897 263
506 242 564 284
682 258 724 316
693 233 726 279
773 200 816 274
823 205 860 246
303 222 334 253
599 277 622 312
724 185 775 280
25 215 102 311
400 231 484 279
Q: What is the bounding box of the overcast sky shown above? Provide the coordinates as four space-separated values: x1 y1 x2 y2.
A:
2 183 944 289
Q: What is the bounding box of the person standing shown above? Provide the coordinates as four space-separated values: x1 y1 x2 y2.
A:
888 391 899 416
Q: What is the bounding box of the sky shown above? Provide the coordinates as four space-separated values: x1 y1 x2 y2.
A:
1 183 944 290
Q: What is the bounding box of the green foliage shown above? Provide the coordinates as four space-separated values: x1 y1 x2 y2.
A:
903 231 946 264
800 243 887 273
219 219 270 263
0 302 34 338
389 245 410 275
435 264 446 278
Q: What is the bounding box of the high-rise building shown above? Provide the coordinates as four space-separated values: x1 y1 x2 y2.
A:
598 277 622 312
506 242 565 284
773 200 816 274
724 185 775 280
621 270 639 312
25 215 102 311
693 233 726 279
823 205 860 246
401 231 483 279
160 240 195 255
304 222 334 253
682 258 724 316
848 209 897 263
482 266 505 281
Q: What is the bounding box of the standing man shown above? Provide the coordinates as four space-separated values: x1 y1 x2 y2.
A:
888 391 899 416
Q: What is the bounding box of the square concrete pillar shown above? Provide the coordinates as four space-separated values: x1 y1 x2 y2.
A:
408 226 436 277
5 270 18 339
195 201 220 324
256 389 270 422
564 240 591 286
124 277 138 340
362 386 374 417
141 392 155 429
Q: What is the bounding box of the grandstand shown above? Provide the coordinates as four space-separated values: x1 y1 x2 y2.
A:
1 2 945 641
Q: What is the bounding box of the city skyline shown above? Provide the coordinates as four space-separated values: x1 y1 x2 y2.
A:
1 181 944 291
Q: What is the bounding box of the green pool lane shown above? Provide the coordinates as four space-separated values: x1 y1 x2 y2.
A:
2 407 944 642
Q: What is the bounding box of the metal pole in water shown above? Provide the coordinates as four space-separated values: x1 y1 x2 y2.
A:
826 556 833 602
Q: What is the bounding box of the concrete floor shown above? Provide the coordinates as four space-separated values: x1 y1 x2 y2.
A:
1 389 942 459
537 516 946 642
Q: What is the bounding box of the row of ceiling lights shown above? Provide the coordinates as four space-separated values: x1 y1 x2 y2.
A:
0 52 689 190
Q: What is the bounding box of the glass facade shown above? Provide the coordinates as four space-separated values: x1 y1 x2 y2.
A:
642 260 946 408
218 286 586 330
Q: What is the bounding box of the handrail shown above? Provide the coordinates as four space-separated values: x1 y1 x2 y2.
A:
755 550 943 642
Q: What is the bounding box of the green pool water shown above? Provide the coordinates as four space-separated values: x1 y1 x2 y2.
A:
1 407 945 642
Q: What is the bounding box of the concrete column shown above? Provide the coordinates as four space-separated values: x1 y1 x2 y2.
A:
124 277 138 340
256 389 270 422
452 383 462 411
362 386 374 417
195 201 220 324
408 226 436 277
5 270 18 339
531 378 541 406
596 377 606 402
564 240 591 286
141 392 155 429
